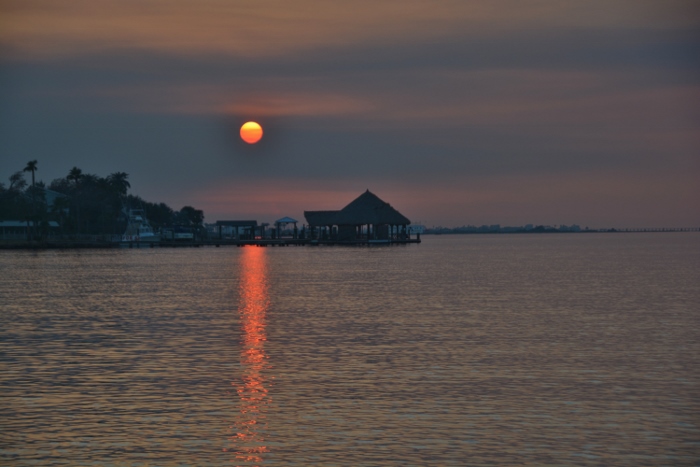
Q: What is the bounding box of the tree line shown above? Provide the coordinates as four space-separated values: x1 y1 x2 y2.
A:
0 160 204 238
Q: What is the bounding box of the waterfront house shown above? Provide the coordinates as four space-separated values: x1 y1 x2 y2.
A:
0 220 60 240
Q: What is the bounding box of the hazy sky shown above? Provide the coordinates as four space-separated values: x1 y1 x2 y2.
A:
1 0 698 228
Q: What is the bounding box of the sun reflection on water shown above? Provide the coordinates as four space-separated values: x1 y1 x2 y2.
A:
229 246 271 464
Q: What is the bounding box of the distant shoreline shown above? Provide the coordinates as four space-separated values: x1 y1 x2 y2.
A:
424 228 699 235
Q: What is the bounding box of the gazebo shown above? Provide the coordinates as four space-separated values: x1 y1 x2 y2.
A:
274 217 298 238
304 190 411 241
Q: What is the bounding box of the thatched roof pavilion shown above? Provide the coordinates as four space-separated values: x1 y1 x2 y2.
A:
304 190 411 241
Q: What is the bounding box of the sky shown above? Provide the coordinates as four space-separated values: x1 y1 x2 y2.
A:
1 0 698 228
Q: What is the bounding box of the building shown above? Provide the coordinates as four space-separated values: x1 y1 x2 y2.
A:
0 220 60 240
213 220 260 239
304 190 411 241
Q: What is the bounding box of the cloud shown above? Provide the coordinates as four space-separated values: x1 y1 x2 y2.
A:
3 0 698 61
0 0 697 227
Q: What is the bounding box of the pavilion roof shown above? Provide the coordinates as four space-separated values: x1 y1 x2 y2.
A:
304 210 339 226
304 190 410 226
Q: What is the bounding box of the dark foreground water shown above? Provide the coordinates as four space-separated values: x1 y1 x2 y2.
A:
1 233 699 466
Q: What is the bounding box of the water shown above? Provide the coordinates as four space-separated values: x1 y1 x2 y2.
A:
1 233 699 466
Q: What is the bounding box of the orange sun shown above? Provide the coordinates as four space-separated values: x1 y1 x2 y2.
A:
240 121 263 144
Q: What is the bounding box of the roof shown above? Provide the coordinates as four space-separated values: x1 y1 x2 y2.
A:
0 220 59 228
42 188 68 198
215 220 258 227
305 190 410 226
275 216 298 224
304 210 339 226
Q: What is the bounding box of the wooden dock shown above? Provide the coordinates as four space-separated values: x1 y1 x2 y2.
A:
153 238 421 248
0 236 421 249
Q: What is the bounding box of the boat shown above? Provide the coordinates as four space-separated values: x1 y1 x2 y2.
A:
120 208 160 247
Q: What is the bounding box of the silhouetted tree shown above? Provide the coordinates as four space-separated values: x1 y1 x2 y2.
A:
0 172 28 221
48 177 72 195
23 160 41 238
107 172 130 197
23 160 38 187
2 166 205 238
175 206 204 240
66 168 82 234
67 167 82 187
144 201 176 229
177 206 204 227
8 171 27 192
50 196 70 235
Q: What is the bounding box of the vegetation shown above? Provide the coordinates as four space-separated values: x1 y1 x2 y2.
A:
0 161 205 239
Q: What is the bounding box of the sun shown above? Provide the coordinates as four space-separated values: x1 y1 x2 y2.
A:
240 121 263 144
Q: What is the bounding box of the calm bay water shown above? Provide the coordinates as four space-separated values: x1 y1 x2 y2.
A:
1 233 699 466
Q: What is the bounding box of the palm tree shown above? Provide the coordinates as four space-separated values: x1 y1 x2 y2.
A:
67 167 82 187
23 160 38 187
107 172 130 197
67 167 83 235
23 160 39 240
107 172 130 235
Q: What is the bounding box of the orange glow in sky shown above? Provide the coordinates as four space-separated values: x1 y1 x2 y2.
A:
240 121 263 144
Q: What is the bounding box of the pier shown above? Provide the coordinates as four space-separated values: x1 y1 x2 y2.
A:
137 236 422 248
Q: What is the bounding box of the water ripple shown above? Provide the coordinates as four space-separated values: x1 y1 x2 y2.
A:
1 234 699 465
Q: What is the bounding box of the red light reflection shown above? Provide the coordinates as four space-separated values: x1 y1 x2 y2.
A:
230 246 270 464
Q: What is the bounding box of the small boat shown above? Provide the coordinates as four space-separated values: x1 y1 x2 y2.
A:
120 208 160 247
